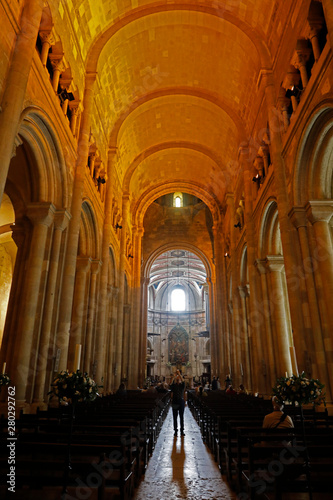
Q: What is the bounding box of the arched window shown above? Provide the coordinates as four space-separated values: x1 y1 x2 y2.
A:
171 288 186 311
173 192 183 207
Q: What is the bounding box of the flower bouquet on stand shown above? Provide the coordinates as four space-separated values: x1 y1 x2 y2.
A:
48 370 102 499
0 373 10 393
272 372 326 500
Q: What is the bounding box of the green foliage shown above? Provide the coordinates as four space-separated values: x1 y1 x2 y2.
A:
272 372 325 406
48 370 102 405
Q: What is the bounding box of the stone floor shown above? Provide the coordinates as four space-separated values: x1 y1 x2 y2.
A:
133 406 236 500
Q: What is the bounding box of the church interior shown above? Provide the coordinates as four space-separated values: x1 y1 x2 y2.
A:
0 0 333 497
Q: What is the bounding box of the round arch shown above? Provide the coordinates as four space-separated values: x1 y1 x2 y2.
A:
17 107 69 208
79 200 100 259
258 199 282 258
143 242 215 285
293 101 333 205
134 181 222 227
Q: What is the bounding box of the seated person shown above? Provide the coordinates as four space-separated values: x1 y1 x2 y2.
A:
238 383 248 395
198 385 207 397
263 396 294 429
226 385 237 395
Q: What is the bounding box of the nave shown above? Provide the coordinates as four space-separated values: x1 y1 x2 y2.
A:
133 406 235 500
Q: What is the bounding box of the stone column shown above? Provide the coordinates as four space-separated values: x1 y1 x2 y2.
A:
114 194 130 388
69 102 80 137
238 286 252 390
289 207 331 390
255 260 277 388
261 69 306 370
265 256 293 377
0 0 44 205
84 260 101 375
277 93 291 133
56 72 97 371
68 257 92 371
321 0 333 49
12 202 55 403
89 152 96 178
39 30 54 67
293 40 312 89
208 277 218 377
139 277 149 387
212 223 226 377
121 303 131 381
49 54 65 93
309 26 323 62
33 210 71 404
306 201 333 391
128 226 144 389
239 146 264 392
94 148 117 385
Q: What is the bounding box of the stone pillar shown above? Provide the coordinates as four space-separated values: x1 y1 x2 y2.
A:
289 207 332 398
56 72 97 371
255 260 277 388
89 152 96 178
261 69 306 371
277 92 291 132
94 148 117 386
265 256 293 377
238 286 252 391
114 194 130 388
121 303 131 382
49 54 65 93
212 223 226 377
321 0 333 49
128 226 144 389
306 201 333 391
293 40 312 89
83 260 101 376
39 30 54 67
12 202 55 403
309 26 323 62
69 257 92 371
208 277 218 377
139 277 149 387
33 210 71 404
69 103 80 137
239 146 264 392
0 0 44 205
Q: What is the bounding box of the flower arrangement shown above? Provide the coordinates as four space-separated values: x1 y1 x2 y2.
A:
272 372 326 406
49 370 101 405
0 373 10 387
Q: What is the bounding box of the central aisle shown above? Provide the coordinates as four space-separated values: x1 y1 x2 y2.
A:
133 406 236 500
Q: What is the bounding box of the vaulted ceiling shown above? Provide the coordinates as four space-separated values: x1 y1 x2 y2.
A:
56 0 296 219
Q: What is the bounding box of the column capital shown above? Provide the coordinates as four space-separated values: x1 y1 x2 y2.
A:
225 192 234 205
39 30 55 46
254 258 267 275
289 206 308 228
91 260 102 275
254 155 264 170
264 255 285 273
238 285 249 299
54 209 72 231
26 202 56 227
76 256 92 273
49 53 65 72
306 201 333 224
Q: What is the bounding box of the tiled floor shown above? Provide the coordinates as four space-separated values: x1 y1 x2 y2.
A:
133 406 236 500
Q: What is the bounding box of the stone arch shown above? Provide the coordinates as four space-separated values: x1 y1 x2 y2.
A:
17 107 69 209
294 103 333 205
258 199 282 258
79 201 100 259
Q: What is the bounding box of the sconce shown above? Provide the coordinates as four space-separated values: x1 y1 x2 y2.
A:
224 252 230 258
127 254 134 259
97 176 106 184
115 223 122 229
252 174 262 184
234 222 242 229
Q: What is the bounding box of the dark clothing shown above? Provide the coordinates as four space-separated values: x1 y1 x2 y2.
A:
211 378 218 390
170 381 185 433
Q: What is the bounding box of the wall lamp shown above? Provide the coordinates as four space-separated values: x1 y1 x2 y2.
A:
234 222 242 229
224 252 230 258
97 176 106 184
252 174 262 184
115 223 122 229
127 254 134 259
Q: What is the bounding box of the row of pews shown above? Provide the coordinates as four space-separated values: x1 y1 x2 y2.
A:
0 391 170 499
188 391 333 500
